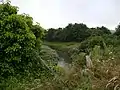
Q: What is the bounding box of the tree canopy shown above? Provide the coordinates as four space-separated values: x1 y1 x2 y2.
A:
0 1 44 78
45 23 111 42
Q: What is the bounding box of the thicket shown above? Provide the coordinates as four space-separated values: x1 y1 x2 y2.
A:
0 1 53 89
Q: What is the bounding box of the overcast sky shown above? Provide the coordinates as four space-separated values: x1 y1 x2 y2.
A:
10 0 120 30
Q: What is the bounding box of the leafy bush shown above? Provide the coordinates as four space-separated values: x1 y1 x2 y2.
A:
0 1 45 81
79 36 105 54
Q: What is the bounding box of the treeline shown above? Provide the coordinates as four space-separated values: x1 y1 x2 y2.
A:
45 23 120 54
45 23 112 42
45 22 120 42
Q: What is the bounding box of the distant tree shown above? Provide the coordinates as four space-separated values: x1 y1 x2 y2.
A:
63 23 74 41
89 26 111 36
56 23 90 42
89 28 103 36
96 26 111 34
114 23 120 36
45 28 57 41
45 24 111 42
72 23 89 41
55 28 63 41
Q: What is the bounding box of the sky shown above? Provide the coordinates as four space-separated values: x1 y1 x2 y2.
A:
10 0 120 30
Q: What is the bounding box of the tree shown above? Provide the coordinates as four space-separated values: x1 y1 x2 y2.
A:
0 1 18 20
114 23 120 36
45 23 90 42
72 23 89 41
63 23 74 41
31 22 44 48
45 28 57 41
0 1 44 78
96 26 111 34
89 28 103 36
89 26 111 36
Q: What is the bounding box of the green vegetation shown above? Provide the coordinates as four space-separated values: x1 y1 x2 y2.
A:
44 42 80 51
0 1 51 89
45 23 111 42
1 1 120 90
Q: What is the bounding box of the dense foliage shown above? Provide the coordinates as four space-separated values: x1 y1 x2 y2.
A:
0 1 45 81
45 23 111 42
1 1 120 90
